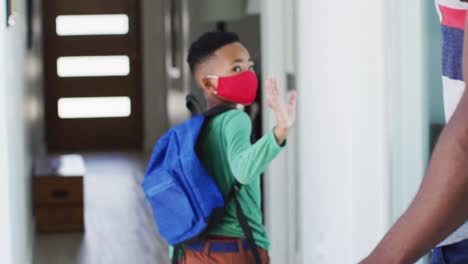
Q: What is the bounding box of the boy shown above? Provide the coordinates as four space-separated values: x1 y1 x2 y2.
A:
177 31 297 264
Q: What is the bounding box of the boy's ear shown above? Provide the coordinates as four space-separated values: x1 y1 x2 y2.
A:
200 77 217 92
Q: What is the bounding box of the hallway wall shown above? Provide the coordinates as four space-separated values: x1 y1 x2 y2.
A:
0 6 13 262
296 0 360 262
0 0 45 263
292 0 429 263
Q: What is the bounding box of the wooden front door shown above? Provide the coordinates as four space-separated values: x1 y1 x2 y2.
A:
43 0 142 151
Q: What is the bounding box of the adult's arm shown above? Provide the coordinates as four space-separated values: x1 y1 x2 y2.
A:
360 12 468 264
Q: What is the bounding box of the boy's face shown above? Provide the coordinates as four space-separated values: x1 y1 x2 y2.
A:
196 42 254 105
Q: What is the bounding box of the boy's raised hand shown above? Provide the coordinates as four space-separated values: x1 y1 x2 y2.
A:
265 76 297 145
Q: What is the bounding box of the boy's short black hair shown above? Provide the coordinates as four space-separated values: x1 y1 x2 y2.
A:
187 31 240 73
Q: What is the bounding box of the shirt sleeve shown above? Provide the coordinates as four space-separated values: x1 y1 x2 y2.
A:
223 110 286 184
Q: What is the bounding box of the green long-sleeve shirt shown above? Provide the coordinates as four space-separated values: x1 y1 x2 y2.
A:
196 109 285 251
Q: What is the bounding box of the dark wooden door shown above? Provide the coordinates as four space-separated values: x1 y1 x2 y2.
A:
43 0 142 151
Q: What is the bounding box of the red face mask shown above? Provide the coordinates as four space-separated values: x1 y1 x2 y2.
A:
207 70 258 105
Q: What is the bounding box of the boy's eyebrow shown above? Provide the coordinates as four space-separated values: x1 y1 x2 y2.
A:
232 58 254 63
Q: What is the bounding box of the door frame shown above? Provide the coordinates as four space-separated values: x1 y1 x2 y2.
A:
260 0 300 263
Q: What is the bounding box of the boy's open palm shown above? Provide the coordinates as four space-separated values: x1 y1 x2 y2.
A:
266 77 297 130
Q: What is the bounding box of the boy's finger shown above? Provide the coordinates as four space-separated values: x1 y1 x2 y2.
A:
265 78 273 89
270 78 279 96
268 80 276 95
289 91 297 106
266 76 274 85
265 78 271 90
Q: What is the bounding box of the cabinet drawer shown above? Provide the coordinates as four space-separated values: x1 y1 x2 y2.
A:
36 206 84 232
35 177 83 206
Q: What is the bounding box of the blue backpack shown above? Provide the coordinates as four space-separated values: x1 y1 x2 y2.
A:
142 96 262 264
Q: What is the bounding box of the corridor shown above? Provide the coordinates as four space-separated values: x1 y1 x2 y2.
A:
0 0 447 263
33 153 169 264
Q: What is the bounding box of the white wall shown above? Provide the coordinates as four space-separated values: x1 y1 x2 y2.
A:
295 0 360 262
291 0 428 263
351 1 389 261
0 0 45 263
0 5 13 263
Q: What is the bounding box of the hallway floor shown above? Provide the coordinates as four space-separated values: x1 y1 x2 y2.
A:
33 152 170 264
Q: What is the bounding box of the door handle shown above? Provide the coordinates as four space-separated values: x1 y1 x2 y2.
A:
51 190 69 199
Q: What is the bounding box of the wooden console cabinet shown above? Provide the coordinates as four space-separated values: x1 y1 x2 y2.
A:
35 155 85 232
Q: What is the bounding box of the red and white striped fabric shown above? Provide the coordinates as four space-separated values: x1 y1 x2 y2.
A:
436 0 468 247
437 0 467 121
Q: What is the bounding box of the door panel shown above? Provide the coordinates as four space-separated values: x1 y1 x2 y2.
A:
46 0 130 14
51 37 132 55
43 0 142 151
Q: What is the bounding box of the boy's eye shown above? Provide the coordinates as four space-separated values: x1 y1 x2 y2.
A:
233 66 242 73
249 65 255 71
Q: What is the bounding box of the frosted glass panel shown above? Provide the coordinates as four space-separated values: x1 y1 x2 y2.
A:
56 14 129 36
58 97 131 119
57 56 130 77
